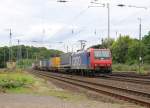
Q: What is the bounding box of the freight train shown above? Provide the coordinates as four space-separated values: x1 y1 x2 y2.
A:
32 48 112 76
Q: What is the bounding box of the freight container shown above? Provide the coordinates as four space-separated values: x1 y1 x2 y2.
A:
71 51 89 69
32 61 39 69
49 60 51 67
50 57 60 68
60 53 72 68
39 59 49 70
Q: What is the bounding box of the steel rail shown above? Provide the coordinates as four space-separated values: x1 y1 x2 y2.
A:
40 71 150 97
101 75 150 85
32 70 150 96
30 70 150 107
111 73 150 79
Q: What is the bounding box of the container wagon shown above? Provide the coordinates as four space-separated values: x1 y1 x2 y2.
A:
50 57 60 72
39 59 49 71
60 52 72 73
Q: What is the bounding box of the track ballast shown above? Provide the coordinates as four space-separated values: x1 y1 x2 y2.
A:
30 70 150 107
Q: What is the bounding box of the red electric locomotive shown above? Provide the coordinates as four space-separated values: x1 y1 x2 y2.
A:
71 48 112 75
89 48 112 73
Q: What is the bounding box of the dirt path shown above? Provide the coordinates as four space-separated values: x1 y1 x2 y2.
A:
0 94 143 108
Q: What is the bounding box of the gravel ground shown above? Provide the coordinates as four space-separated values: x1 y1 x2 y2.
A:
64 74 150 93
0 94 143 108
0 70 144 108
0 78 144 108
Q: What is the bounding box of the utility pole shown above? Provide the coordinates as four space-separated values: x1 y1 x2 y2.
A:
17 39 22 67
26 48 29 60
67 45 69 53
20 43 22 61
138 18 142 73
89 2 110 48
26 47 29 66
3 48 5 67
71 45 73 52
9 29 12 62
78 40 87 51
17 40 20 61
101 38 104 47
63 43 69 53
107 3 110 48
17 40 22 61
71 44 76 52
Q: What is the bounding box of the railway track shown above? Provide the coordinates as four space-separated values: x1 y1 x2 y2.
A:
111 72 150 79
30 70 150 107
101 75 150 85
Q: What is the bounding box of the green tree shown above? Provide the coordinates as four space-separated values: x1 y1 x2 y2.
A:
111 35 132 63
142 31 150 63
0 45 63 68
127 39 142 64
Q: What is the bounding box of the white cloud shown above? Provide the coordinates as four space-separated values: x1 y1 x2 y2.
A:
0 0 150 51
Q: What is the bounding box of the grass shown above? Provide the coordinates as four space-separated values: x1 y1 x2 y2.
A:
112 64 150 74
0 69 86 101
0 70 35 91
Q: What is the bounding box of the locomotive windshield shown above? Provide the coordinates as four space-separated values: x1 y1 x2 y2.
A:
94 50 110 59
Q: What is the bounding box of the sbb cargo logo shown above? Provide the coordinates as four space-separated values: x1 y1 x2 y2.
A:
72 56 81 66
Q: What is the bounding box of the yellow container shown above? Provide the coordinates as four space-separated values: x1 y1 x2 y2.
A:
50 57 60 68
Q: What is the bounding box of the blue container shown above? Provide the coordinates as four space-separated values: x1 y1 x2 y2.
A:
49 60 52 67
71 51 89 69
60 53 72 68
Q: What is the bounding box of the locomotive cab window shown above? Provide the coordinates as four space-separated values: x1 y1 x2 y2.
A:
94 50 110 59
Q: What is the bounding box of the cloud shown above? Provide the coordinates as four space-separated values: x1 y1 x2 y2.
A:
0 0 150 51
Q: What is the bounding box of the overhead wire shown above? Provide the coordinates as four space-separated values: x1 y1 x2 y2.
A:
53 6 90 37
111 3 150 28
49 1 150 49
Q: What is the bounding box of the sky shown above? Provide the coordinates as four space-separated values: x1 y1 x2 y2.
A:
0 0 150 52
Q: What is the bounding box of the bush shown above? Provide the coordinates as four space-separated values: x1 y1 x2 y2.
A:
0 72 35 90
112 64 150 74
